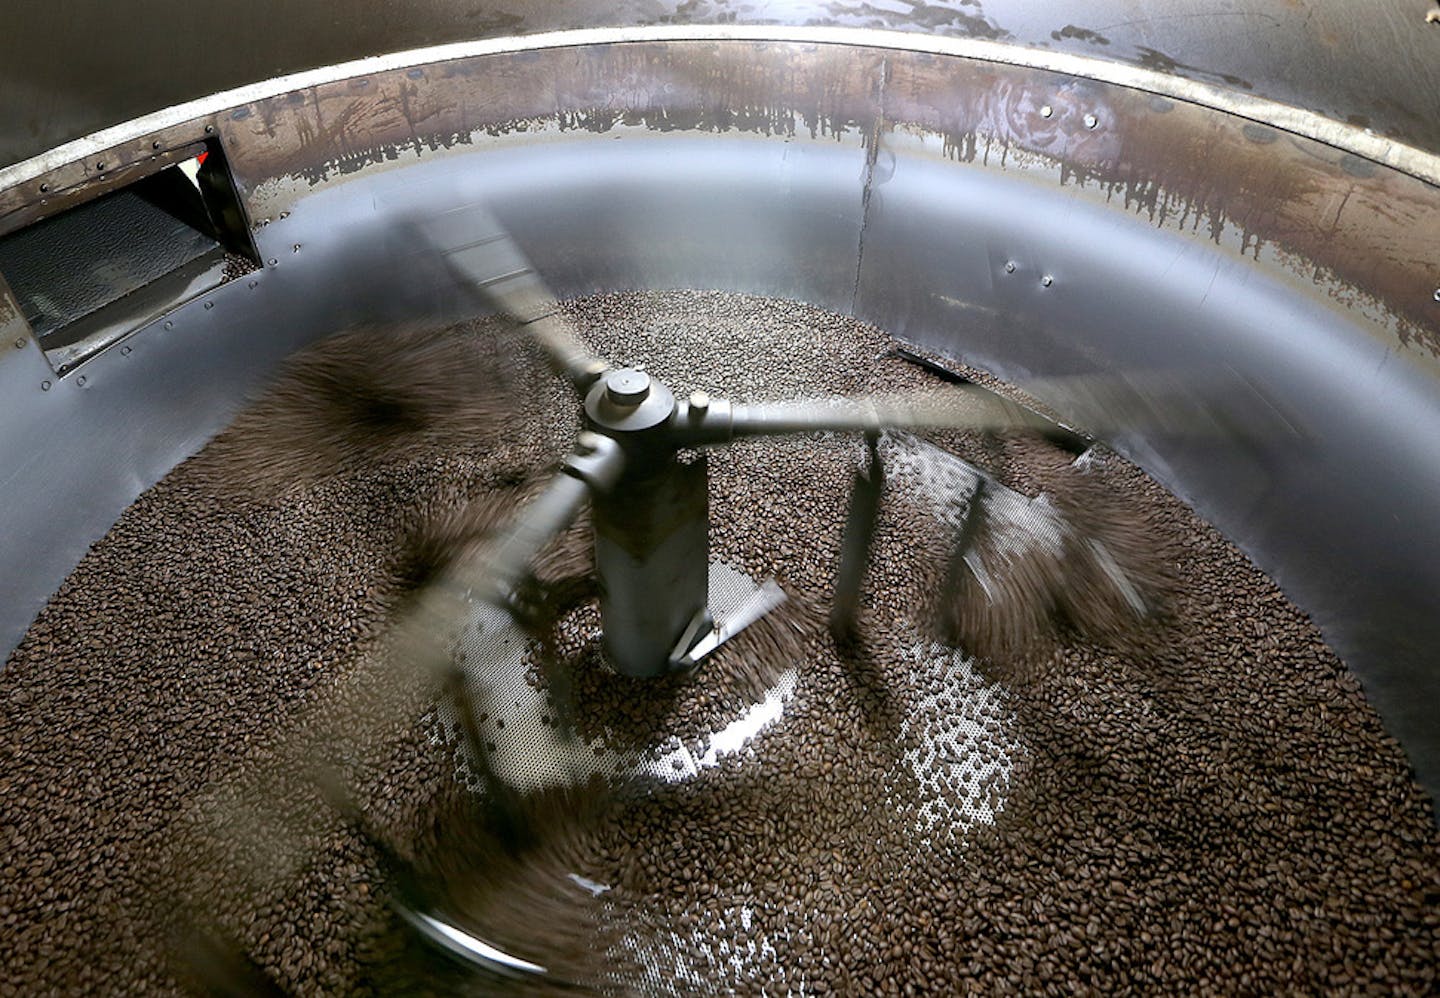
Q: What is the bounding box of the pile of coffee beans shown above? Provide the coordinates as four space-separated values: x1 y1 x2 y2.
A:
1 290 1435 996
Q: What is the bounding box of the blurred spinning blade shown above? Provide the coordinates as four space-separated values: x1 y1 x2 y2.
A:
416 202 607 392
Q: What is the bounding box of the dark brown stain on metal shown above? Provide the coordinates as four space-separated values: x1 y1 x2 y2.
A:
880 51 1439 357
223 44 883 190
134 40 1439 360
1134 47 1254 92
1051 25 1112 46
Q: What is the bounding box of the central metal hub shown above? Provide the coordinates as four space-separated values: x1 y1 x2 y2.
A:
584 367 676 437
605 369 651 405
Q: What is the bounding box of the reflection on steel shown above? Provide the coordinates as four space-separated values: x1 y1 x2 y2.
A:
3 25 1440 193
397 907 547 978
6 0 1440 167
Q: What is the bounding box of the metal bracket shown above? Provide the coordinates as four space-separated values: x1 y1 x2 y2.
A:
669 577 787 672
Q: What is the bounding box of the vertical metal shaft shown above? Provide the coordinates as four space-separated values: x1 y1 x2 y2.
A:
591 456 711 678
830 432 884 642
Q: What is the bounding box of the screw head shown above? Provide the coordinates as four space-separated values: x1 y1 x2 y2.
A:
39 183 49 193
204 301 214 310
1004 261 1017 274
41 380 51 391
605 368 652 406
76 375 86 387
121 345 132 356
1041 275 1054 287
1083 113 1099 129
1040 104 1053 118
1433 288 1440 303
13 338 24 349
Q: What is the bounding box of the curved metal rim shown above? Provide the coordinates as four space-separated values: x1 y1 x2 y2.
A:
1 24 1438 193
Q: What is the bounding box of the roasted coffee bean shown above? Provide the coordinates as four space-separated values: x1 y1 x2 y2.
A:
1 292 1436 997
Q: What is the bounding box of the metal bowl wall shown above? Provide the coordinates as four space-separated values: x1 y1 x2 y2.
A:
1 31 1438 802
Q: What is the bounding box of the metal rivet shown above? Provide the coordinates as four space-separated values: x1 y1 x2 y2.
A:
152 140 162 150
1004 261 1017 274
204 124 215 134
204 301 214 309
13 338 24 350
41 380 51 391
39 183 49 193
96 161 106 171
121 345 132 356
1433 288 1440 303
76 375 86 387
164 320 174 330
1083 113 1099 129
248 280 259 289
268 258 278 267
1041 275 1054 287
1040 105 1053 118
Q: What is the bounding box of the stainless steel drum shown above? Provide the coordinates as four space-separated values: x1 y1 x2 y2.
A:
1 4 1437 993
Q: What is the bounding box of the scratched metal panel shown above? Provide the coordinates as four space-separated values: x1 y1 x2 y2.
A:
3 2 1440 169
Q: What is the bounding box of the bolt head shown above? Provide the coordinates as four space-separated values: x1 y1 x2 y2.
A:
605 368 651 406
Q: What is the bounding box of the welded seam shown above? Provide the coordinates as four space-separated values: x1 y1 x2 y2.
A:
2 25 1438 191
850 56 888 317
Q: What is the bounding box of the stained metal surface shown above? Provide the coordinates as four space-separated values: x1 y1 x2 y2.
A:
0 37 1437 806
4 2 1440 171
